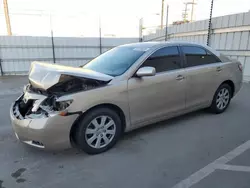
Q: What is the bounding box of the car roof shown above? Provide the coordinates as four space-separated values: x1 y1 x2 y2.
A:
120 41 220 56
121 41 206 48
120 42 161 48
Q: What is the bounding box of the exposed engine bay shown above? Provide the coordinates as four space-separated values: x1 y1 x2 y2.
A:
13 74 110 120
28 75 108 96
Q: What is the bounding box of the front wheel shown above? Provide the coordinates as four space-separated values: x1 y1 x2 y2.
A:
74 107 122 154
210 83 232 114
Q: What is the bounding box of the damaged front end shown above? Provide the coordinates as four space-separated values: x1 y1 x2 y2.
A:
13 90 74 120
14 76 109 120
13 62 112 120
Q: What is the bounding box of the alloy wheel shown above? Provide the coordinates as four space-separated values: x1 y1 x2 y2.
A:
85 116 116 149
216 88 230 110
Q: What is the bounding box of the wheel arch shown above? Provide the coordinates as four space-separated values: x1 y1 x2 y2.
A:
70 103 127 146
220 80 235 96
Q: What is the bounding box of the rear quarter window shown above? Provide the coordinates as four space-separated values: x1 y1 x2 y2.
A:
219 54 231 62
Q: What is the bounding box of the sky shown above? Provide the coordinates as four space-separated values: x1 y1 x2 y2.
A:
0 0 249 37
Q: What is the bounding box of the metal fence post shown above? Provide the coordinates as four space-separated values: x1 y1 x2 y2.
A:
165 4 169 41
0 58 3 76
99 27 102 54
99 16 102 54
51 30 56 63
0 45 3 75
49 13 56 63
207 0 214 46
139 18 143 42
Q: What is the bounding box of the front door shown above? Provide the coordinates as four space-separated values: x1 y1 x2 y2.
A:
128 46 186 126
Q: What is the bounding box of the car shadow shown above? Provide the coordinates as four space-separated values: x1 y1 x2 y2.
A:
122 109 208 140
19 109 212 157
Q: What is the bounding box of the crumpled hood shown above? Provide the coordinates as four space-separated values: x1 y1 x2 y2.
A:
29 61 114 90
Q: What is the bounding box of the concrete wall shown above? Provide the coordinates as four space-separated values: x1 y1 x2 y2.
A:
0 36 139 75
143 12 250 82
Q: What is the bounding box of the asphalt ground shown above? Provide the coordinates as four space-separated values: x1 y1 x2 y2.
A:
0 76 250 188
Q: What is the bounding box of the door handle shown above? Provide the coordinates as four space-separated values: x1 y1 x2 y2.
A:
176 75 184 81
216 67 222 72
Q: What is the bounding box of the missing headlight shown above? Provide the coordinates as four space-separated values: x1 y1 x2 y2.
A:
40 96 73 112
54 100 73 111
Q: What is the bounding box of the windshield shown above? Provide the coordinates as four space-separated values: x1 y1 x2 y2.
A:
83 46 146 76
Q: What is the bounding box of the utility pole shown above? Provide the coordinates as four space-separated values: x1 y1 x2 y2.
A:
165 4 169 41
139 18 143 42
3 0 12 35
139 13 159 42
182 1 196 22
161 0 164 29
190 0 197 22
99 16 102 54
191 0 195 21
182 2 189 21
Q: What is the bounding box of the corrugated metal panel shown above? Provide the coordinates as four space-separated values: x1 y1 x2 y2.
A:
239 32 250 50
202 35 207 45
54 37 100 46
247 33 250 50
214 34 221 49
219 33 227 49
229 14 237 27
232 32 241 50
243 12 250 26
236 13 244 26
0 36 139 75
55 48 99 58
171 25 176 34
225 33 234 49
244 57 250 81
221 15 230 28
1 48 53 59
187 22 192 32
198 35 203 43
214 16 223 28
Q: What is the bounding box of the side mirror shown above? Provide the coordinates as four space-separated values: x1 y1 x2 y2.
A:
136 66 156 77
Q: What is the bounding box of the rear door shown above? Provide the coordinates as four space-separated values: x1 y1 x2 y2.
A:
180 45 223 109
128 46 186 126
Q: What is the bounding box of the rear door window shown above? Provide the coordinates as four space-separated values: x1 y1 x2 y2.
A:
181 46 221 67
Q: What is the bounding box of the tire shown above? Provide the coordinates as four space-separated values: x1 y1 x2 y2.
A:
210 83 232 114
74 107 122 154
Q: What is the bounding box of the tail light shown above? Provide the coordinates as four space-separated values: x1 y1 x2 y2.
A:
238 63 243 72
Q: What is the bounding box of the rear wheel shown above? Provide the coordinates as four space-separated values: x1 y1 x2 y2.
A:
210 83 232 114
75 107 122 154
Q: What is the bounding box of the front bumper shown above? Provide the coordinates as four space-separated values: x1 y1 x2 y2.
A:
10 101 78 150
